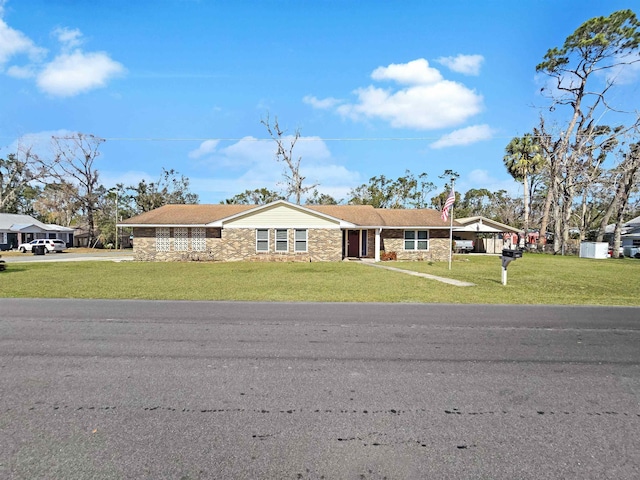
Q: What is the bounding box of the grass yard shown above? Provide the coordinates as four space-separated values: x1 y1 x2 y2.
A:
1 254 639 305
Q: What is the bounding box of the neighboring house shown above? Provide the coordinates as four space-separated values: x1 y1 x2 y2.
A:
0 213 75 251
454 216 522 253
604 215 640 247
613 216 640 256
120 200 459 262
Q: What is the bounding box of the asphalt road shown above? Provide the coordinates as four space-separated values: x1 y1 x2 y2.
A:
1 300 639 479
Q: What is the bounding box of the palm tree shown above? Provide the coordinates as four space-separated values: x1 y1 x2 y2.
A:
504 134 544 246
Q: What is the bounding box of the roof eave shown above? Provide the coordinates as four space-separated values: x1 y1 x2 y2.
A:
118 223 209 228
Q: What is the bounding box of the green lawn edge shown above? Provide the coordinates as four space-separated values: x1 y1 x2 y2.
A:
1 255 638 306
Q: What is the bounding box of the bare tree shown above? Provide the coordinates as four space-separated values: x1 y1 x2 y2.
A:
261 114 317 205
594 141 640 257
0 144 50 212
33 181 80 227
536 9 640 253
52 133 105 246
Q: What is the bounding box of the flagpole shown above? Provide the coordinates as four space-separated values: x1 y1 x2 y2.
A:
448 178 455 271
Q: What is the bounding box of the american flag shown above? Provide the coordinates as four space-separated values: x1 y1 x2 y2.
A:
441 189 455 222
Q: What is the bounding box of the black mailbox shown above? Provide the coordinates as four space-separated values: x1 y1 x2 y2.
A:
502 249 523 258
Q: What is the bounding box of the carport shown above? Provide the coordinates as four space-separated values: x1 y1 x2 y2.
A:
454 216 521 254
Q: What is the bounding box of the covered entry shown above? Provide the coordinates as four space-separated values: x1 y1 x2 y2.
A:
343 229 368 258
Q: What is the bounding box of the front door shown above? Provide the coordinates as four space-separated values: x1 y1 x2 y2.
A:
347 230 360 257
7 233 18 249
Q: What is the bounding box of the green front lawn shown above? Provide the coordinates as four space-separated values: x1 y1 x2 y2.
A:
1 255 638 305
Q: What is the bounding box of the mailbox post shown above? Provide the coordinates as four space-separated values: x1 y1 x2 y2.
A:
500 249 522 285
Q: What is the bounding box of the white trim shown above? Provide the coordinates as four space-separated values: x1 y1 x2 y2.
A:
120 223 209 228
403 230 430 251
275 228 289 252
207 200 356 228
256 228 269 252
224 224 342 229
357 225 464 230
294 229 308 252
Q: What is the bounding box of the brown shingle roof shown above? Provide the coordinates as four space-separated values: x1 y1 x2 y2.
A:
308 204 452 227
306 205 383 225
121 202 455 228
375 208 452 227
120 204 254 225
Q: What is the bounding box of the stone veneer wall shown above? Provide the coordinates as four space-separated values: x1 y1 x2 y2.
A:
365 230 376 259
222 228 342 262
132 226 450 262
132 227 222 261
380 229 450 262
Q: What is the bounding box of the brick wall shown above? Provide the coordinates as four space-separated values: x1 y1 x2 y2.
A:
132 226 451 262
223 228 342 262
132 227 222 261
133 227 342 262
380 229 450 262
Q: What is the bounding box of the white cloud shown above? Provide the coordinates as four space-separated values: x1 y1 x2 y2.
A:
310 58 483 130
436 54 484 76
0 18 46 65
0 7 125 97
6 64 35 78
430 124 495 149
303 95 342 109
37 50 125 97
1 129 72 160
193 135 332 169
337 81 483 130
188 139 220 159
603 53 640 86
371 58 442 85
187 136 358 202
54 27 83 50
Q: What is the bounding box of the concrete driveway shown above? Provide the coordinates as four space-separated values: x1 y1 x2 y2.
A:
2 250 134 263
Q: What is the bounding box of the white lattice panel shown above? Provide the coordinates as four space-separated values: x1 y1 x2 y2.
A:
156 227 171 252
191 227 206 252
174 227 189 251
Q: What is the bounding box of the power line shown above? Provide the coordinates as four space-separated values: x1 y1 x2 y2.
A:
3 133 631 143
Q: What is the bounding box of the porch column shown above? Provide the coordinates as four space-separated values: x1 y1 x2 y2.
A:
375 228 381 262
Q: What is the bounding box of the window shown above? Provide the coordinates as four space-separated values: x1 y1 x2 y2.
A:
275 229 288 252
404 230 429 250
256 229 269 252
174 227 189 251
295 229 307 252
156 227 171 252
361 230 367 256
192 227 206 252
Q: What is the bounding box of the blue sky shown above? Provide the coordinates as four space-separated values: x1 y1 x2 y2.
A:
1 0 639 204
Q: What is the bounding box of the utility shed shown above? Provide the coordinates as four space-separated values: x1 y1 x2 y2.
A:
579 242 608 259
